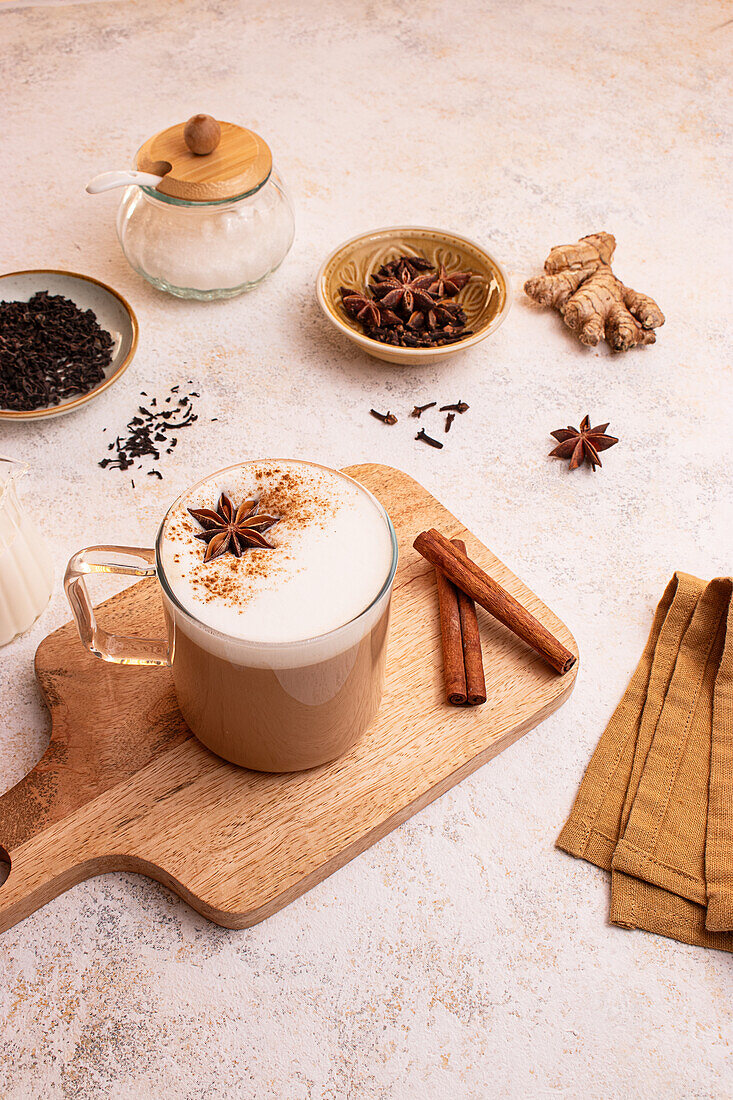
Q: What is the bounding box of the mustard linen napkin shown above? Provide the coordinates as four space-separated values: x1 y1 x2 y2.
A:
557 573 733 951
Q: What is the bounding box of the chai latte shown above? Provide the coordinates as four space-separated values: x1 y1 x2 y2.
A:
157 460 396 771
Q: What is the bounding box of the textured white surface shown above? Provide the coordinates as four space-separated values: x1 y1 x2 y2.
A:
1 0 732 1096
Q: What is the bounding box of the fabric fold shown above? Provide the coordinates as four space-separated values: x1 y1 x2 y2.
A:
706 585 733 932
557 573 733 952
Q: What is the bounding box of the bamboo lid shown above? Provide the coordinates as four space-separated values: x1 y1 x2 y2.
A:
136 114 273 202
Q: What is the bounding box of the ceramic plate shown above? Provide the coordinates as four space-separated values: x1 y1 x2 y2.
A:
317 226 511 365
0 270 138 421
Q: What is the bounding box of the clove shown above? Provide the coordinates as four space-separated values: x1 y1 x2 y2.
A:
445 412 455 433
410 402 437 418
370 408 398 425
416 428 444 449
439 400 469 414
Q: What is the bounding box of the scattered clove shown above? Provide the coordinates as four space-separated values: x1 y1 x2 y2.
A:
369 398 470 449
416 428 443 449
410 402 437 418
370 408 398 425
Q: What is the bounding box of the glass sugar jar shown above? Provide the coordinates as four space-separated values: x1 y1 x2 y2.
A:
112 114 294 300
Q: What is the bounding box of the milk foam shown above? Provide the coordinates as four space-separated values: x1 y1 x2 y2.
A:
159 461 395 647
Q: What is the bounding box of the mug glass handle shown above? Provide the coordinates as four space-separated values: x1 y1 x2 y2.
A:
64 545 171 667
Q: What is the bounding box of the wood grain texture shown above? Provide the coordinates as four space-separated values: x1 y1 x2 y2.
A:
136 120 272 202
0 465 578 934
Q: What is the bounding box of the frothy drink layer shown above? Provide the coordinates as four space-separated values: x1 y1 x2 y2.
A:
160 461 394 645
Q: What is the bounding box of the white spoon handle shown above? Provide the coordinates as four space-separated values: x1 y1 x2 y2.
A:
86 170 164 194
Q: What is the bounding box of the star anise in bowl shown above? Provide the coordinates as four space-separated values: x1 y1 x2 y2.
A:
369 268 436 315
338 254 476 349
377 255 434 281
428 265 473 298
188 493 279 562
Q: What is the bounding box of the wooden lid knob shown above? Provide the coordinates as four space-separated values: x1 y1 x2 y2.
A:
136 118 273 202
183 114 221 156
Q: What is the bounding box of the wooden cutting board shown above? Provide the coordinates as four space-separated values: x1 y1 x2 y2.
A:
0 464 578 933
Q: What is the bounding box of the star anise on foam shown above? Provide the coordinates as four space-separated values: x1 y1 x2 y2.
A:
369 267 436 314
188 493 279 562
549 415 619 471
428 265 473 298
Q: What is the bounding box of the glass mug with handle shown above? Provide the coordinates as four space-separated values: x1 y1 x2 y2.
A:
65 460 398 772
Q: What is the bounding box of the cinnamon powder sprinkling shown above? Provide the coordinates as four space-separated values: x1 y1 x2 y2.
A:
164 464 340 609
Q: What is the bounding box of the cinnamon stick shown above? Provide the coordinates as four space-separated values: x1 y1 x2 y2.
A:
435 563 467 705
414 529 576 675
452 539 487 705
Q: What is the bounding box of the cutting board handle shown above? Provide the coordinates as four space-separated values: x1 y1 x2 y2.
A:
0 768 103 934
0 841 97 934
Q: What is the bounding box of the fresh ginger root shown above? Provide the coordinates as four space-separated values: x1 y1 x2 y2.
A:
524 232 664 351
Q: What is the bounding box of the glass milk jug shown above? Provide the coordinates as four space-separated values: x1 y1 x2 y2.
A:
0 458 53 646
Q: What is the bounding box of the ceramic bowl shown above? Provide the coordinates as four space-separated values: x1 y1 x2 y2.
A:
317 226 511 365
0 269 138 421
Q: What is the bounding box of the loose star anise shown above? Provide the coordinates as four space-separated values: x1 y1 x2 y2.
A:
188 493 279 562
549 415 619 471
